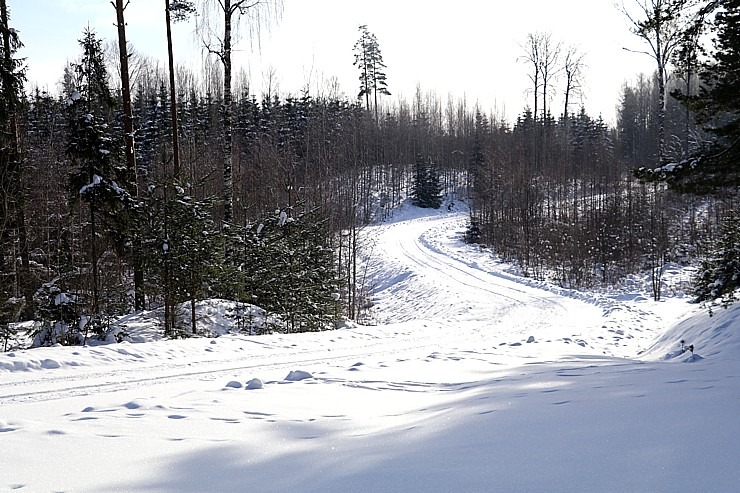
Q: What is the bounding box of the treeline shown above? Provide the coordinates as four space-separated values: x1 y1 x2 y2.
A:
4 53 732 345
2 1 737 348
467 102 722 295
2 28 473 345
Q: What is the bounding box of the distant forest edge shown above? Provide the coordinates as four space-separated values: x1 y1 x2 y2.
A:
0 0 738 349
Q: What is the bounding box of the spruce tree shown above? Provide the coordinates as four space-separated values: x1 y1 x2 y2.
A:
240 207 339 333
65 28 133 341
693 211 740 308
140 180 221 337
0 0 31 326
411 154 442 209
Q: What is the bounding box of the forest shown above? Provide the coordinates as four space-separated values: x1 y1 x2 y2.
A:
0 0 738 348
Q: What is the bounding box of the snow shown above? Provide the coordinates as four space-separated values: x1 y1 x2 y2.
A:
1 205 739 492
79 173 102 195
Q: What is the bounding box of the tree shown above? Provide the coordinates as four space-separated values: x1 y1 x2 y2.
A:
658 0 740 193
519 32 560 168
166 0 196 180
113 0 146 311
196 0 282 224
0 0 31 321
693 210 739 308
620 0 702 164
141 180 221 336
520 32 543 129
65 28 132 340
618 74 660 163
562 45 586 121
411 154 442 209
353 25 391 124
240 208 340 332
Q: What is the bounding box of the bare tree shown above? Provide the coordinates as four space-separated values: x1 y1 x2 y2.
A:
562 45 586 121
537 32 561 123
520 32 560 167
519 32 543 124
196 0 282 224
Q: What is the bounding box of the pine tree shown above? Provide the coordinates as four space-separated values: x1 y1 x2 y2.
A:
353 25 391 124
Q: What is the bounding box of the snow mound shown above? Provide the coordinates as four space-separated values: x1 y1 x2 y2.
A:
245 378 264 390
285 370 313 381
640 303 740 361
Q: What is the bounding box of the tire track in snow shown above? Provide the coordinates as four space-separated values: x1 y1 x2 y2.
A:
365 212 574 329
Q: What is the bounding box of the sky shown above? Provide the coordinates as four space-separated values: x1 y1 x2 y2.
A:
11 0 658 126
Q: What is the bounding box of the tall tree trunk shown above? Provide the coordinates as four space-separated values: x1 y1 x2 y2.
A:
165 0 181 180
656 31 667 165
114 0 144 310
0 0 32 319
222 0 234 224
89 201 100 318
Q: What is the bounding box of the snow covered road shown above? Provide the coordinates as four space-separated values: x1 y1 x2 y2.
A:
363 208 658 359
2 204 738 493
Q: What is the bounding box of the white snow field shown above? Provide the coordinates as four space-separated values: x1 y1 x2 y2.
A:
1 204 739 492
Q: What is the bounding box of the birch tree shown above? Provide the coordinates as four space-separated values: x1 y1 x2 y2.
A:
196 0 282 224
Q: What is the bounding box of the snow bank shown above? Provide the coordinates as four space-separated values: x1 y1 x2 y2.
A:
640 303 740 361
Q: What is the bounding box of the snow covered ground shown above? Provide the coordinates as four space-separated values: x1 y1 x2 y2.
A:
1 204 739 492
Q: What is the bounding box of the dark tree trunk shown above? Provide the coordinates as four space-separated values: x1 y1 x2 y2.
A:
165 0 181 179
114 0 144 310
222 0 234 224
0 0 32 319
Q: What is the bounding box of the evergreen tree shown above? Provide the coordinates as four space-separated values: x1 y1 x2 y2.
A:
0 0 31 326
240 207 340 333
693 211 740 308
65 28 133 340
411 154 442 209
353 24 391 124
140 180 222 336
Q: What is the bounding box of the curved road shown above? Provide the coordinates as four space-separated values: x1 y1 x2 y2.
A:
1 209 605 405
363 211 601 340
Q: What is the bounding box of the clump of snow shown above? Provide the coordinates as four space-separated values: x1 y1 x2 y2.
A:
245 378 264 390
79 174 102 195
225 380 243 389
285 370 312 381
54 293 73 306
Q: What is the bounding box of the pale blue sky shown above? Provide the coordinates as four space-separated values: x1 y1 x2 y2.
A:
11 0 656 125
